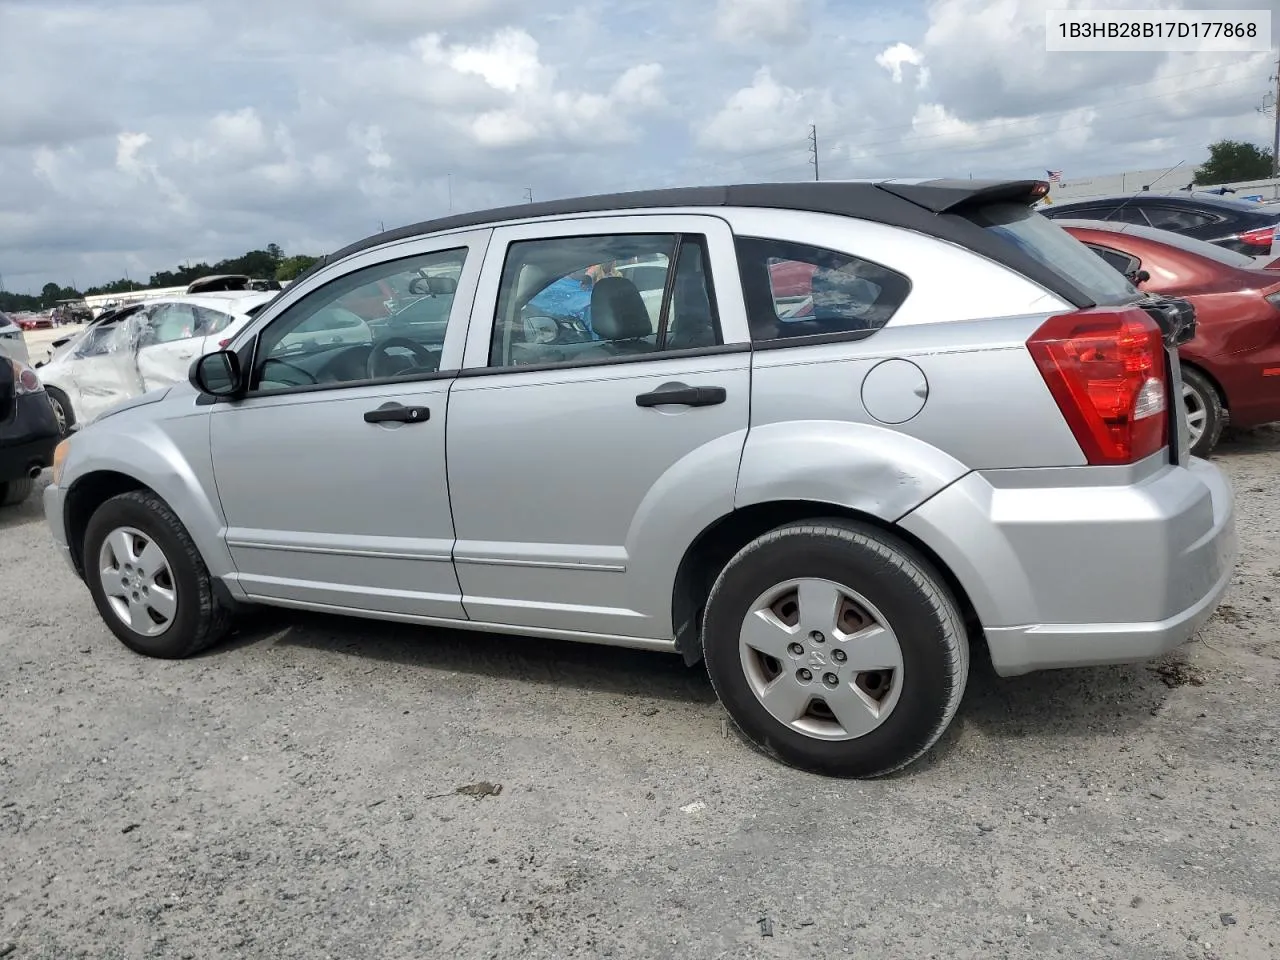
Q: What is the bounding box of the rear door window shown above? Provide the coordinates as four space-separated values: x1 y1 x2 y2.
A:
1086 245 1140 276
971 203 1138 305
1143 206 1219 230
735 238 910 342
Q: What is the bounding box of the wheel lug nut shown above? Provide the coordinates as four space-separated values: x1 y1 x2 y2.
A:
824 673 839 687
788 642 804 656
832 649 847 663
809 631 825 644
797 668 812 682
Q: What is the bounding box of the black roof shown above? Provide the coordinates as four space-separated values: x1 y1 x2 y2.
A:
288 178 1096 309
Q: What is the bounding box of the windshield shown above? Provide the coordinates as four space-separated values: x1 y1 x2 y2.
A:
973 203 1139 305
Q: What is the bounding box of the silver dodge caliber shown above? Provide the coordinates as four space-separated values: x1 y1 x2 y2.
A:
45 179 1237 777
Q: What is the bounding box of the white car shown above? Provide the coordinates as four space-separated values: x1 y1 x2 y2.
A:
0 310 31 365
37 292 275 432
40 291 376 432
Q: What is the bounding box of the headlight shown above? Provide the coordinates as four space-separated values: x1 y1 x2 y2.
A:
51 438 71 486
10 359 45 395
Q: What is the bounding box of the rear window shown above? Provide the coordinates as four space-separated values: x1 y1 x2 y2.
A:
972 203 1138 305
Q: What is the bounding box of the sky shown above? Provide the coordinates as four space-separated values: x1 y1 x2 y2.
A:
0 0 1275 293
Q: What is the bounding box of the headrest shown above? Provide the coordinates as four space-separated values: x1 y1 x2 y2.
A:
590 277 652 341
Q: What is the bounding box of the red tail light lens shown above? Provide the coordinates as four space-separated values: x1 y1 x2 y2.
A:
1027 307 1168 465
218 339 231 348
1238 226 1278 248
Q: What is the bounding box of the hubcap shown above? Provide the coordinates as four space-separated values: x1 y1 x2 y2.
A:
49 397 67 435
1182 382 1206 446
98 527 177 637
739 578 904 741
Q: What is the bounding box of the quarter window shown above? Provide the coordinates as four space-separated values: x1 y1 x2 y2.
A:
735 237 910 341
252 248 467 393
488 233 720 368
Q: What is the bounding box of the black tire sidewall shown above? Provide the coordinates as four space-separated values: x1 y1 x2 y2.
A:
46 387 74 434
703 524 962 777
83 495 206 658
1181 367 1223 458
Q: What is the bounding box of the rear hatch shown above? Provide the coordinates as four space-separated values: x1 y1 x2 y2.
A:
963 200 1195 464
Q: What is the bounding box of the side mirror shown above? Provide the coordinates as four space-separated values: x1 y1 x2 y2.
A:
1127 269 1151 285
190 350 242 397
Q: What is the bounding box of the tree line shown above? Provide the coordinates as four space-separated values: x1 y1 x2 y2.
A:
0 244 320 314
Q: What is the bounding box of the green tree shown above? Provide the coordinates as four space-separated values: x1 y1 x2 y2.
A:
41 282 61 305
276 254 320 281
1194 140 1275 185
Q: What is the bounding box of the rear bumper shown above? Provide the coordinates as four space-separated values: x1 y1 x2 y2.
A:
0 393 60 483
898 455 1237 677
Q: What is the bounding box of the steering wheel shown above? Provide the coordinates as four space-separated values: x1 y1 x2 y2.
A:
366 336 436 380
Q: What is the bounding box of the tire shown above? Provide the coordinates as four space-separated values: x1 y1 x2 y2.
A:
0 477 35 507
702 519 969 778
1181 367 1224 458
45 386 75 436
82 490 232 658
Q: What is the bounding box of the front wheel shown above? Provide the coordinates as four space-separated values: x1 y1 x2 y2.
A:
82 490 232 658
45 386 75 436
702 520 969 778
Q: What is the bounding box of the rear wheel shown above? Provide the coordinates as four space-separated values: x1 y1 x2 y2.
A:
0 478 35 507
702 519 969 778
83 490 232 658
1181 367 1223 457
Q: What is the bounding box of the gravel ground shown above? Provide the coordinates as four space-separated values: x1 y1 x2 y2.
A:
2 426 1278 960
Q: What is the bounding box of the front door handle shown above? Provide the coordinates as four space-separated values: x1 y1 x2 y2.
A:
635 382 727 408
364 403 430 424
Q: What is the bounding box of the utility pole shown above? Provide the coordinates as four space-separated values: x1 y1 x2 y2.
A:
807 124 820 181
523 187 534 203
1272 49 1279 176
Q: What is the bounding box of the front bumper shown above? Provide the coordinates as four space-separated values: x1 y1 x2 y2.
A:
43 480 77 576
0 392 60 483
899 456 1237 677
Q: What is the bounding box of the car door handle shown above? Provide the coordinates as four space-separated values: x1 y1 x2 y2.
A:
364 403 430 424
635 382 727 408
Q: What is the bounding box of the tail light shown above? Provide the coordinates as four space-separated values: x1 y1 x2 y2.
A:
1026 307 1168 465
218 339 231 348
1238 225 1278 249
9 359 45 396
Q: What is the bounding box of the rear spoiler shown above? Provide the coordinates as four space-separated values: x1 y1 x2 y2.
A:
875 179 1051 214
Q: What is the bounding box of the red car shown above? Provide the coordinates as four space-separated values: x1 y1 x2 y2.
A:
1062 219 1280 455
17 313 54 331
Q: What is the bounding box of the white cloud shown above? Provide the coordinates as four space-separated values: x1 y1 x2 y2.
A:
700 68 820 152
713 0 810 45
0 0 1273 293
876 43 929 87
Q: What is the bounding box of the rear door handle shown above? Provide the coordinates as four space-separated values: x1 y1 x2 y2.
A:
364 403 430 424
635 382 727 408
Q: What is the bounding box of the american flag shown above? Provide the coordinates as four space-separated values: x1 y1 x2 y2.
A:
1046 170 1063 183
